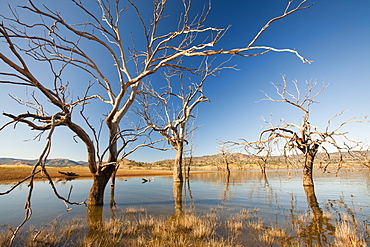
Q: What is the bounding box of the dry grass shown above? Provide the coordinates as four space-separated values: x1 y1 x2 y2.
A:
2 208 369 247
225 209 292 246
0 226 12 247
2 209 237 247
0 166 176 182
285 210 370 247
334 215 367 247
227 216 243 234
258 227 287 246
121 207 146 214
0 165 221 183
84 211 236 247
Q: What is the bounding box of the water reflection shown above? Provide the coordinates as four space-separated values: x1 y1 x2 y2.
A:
173 181 183 218
222 172 230 201
110 183 117 212
299 186 335 246
55 177 77 183
1 169 369 245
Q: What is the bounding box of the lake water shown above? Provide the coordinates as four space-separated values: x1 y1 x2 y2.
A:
1 168 370 245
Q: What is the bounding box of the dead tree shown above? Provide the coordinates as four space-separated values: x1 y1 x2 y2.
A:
218 143 232 175
247 76 366 186
137 66 211 182
0 0 313 206
243 140 274 174
348 144 370 169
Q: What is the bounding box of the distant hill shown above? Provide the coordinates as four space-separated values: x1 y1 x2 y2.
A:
1 151 366 168
190 153 254 164
0 158 87 167
154 151 367 166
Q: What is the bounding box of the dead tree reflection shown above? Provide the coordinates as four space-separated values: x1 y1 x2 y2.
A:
172 182 184 220
110 184 117 220
297 186 335 246
184 179 195 213
222 172 231 202
85 205 105 243
172 179 196 220
261 170 270 187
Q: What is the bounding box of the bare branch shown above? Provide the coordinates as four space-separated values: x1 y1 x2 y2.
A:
1 0 315 228
239 76 366 186
7 113 85 245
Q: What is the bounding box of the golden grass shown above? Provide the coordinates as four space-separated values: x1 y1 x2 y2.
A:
227 217 243 234
334 215 367 247
258 227 287 246
1 208 369 247
0 166 176 182
3 209 237 247
122 207 146 214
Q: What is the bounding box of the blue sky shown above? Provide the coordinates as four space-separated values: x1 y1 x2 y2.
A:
1 0 370 163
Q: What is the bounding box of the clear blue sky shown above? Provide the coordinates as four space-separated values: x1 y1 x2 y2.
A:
1 0 370 163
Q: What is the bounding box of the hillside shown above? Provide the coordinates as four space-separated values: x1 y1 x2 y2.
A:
0 158 87 167
154 151 368 167
0 151 367 168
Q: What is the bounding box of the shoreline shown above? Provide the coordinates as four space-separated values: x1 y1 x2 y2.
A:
0 165 214 183
1 163 366 183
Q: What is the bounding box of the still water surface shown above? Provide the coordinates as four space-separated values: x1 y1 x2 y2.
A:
1 169 370 243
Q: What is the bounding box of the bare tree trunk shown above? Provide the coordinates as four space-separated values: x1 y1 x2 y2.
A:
107 125 119 164
110 166 118 192
225 160 231 176
173 142 184 182
184 159 192 180
110 180 117 210
186 165 191 179
68 121 119 206
258 161 267 176
109 164 120 219
87 123 119 206
86 166 115 243
88 165 116 206
219 144 231 176
303 152 315 186
173 181 183 218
